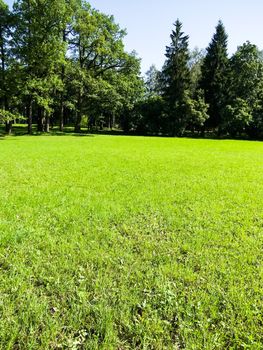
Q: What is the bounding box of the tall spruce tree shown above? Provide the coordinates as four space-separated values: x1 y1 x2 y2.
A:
161 19 191 136
200 20 228 130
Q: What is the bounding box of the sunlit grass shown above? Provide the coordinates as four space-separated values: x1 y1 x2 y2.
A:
0 134 263 349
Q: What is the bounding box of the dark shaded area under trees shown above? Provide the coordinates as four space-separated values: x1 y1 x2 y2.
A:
1 0 263 140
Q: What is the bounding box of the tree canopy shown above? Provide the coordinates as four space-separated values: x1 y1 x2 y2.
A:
1 1 263 140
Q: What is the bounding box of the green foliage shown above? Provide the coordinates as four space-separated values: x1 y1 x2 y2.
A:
2 3 263 138
4 0 143 133
188 47 205 94
0 0 11 110
222 98 253 136
227 42 263 104
67 2 142 131
11 0 70 131
161 19 191 136
132 95 166 134
186 90 209 129
1 134 263 348
223 42 263 137
200 20 228 128
144 65 161 97
251 94 263 138
0 108 24 122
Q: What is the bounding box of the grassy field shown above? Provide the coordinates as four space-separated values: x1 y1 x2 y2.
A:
0 134 263 349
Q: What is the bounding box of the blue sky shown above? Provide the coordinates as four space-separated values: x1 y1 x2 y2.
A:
6 0 263 74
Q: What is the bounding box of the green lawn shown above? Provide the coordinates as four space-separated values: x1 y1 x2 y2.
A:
0 134 263 349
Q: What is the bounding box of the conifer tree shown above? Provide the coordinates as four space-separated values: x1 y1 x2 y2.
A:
199 20 228 129
161 19 191 135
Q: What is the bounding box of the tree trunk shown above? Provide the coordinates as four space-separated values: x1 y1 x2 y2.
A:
5 121 12 135
112 113 116 129
27 101 33 134
45 115 50 133
59 99 64 132
1 26 9 134
74 36 83 133
74 92 82 133
74 111 82 133
37 107 44 132
59 29 66 132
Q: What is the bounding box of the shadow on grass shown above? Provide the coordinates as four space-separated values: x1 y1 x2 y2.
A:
0 125 95 138
0 124 129 138
1 124 262 142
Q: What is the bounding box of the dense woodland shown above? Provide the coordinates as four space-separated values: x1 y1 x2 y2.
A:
1 0 263 139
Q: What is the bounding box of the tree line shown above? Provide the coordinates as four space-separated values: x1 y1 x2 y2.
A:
138 20 263 139
0 0 144 134
1 0 263 139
